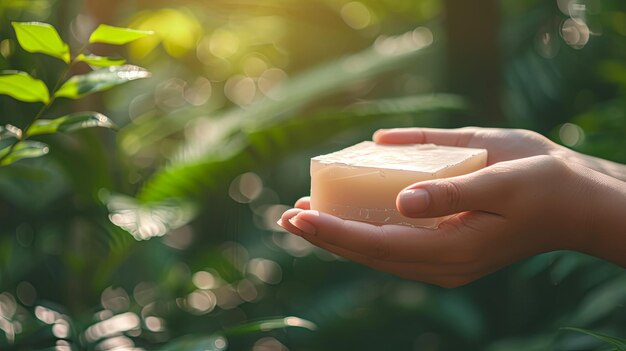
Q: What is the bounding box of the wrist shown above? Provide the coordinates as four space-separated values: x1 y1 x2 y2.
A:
567 163 626 266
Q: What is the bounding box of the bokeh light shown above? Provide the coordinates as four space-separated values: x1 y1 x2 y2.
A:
229 172 264 203
561 18 590 49
341 2 372 30
247 258 283 285
559 122 585 146
192 270 217 290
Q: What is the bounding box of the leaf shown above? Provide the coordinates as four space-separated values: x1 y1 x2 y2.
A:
88 24 154 45
54 65 150 99
0 71 50 103
569 275 626 326
0 141 49 166
103 193 196 240
26 112 117 137
137 94 466 202
11 22 70 63
157 335 227 351
76 53 126 67
560 327 626 351
224 317 317 336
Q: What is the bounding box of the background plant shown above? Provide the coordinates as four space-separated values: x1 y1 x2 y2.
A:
0 22 152 166
0 0 624 350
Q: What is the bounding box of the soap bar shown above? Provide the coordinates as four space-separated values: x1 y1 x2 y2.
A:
310 141 487 228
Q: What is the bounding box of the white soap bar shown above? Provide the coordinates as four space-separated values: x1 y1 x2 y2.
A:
310 141 487 228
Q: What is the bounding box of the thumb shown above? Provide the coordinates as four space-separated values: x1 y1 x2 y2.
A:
396 165 517 218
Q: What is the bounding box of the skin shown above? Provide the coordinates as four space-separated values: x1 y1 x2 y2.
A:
278 127 626 288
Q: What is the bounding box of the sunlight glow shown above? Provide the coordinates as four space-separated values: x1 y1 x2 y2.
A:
192 271 217 290
210 28 240 59
247 258 282 284
101 287 130 313
133 282 158 307
144 316 166 332
35 305 59 324
258 68 288 100
236 279 259 302
106 194 195 241
0 293 19 343
262 204 290 231
373 27 433 56
229 172 263 203
214 285 243 310
225 75 257 105
341 2 372 30
561 18 590 49
215 337 228 349
187 290 217 314
272 232 314 257
95 335 135 350
84 312 141 343
253 337 288 351
243 54 269 77
52 319 70 338
284 316 317 330
559 123 585 146
183 77 212 106
55 340 72 351
155 78 186 109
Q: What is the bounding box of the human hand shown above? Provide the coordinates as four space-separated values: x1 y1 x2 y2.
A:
373 127 626 180
278 128 626 287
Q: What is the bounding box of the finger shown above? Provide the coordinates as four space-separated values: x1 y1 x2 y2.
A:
288 210 449 262
282 208 505 284
277 208 304 234
294 197 311 210
298 237 469 285
396 162 518 217
373 127 479 146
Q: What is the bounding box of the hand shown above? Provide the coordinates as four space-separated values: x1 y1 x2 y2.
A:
278 128 626 287
373 127 626 181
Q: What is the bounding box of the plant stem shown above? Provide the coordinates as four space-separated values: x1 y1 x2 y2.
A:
0 46 87 163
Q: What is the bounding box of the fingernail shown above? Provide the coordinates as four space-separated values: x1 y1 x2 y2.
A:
276 219 286 229
398 188 430 215
288 217 317 236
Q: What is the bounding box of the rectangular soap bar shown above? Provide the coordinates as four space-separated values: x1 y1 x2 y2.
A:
310 141 487 228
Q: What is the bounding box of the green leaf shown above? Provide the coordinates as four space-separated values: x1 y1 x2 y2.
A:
136 94 466 202
88 24 154 45
0 141 49 166
76 53 126 67
157 335 227 351
569 275 626 326
560 327 626 351
0 71 50 103
224 317 317 336
55 65 150 99
11 22 70 63
26 112 117 137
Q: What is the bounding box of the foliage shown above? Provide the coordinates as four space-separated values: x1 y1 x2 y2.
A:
0 22 151 167
0 1 625 350
561 328 626 351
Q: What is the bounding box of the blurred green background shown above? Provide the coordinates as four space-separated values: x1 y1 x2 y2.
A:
1 0 625 350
